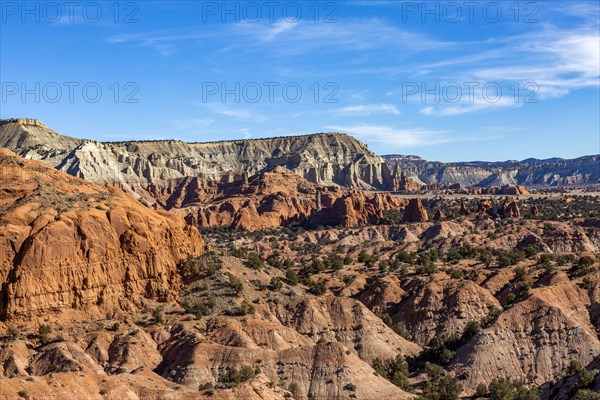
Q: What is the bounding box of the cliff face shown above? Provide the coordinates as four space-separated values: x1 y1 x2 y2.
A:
384 154 600 187
0 148 204 321
176 166 406 230
0 119 392 205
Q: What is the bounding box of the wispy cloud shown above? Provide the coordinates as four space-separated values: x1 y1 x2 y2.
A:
106 18 445 57
172 118 214 130
326 124 451 148
332 103 400 116
420 96 521 117
261 19 297 41
199 103 267 122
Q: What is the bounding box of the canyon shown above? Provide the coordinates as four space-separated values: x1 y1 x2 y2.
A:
0 119 599 400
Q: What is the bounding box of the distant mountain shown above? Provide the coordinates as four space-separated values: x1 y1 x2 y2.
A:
0 119 597 200
0 119 391 205
382 154 599 187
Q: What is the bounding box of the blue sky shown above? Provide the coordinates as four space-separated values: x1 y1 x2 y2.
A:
1 0 599 161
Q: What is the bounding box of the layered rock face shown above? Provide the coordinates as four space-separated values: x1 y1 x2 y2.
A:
0 148 204 320
384 154 600 187
0 119 393 204
403 198 429 222
175 166 406 230
452 281 600 393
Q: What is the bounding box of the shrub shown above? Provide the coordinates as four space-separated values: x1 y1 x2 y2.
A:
285 269 299 286
372 355 409 390
391 321 413 341
288 382 301 398
568 360 584 374
327 253 344 271
475 383 488 397
462 321 480 341
343 383 357 391
220 365 256 385
421 334 459 365
5 325 19 340
575 390 600 400
108 322 120 332
506 293 517 304
514 266 526 281
152 307 164 324
38 324 52 344
358 251 370 263
572 256 597 277
18 391 30 400
308 280 326 295
449 269 464 280
236 300 255 316
229 275 243 294
245 253 265 270
484 377 540 400
396 250 415 264
483 306 502 327
415 262 437 276
577 368 596 389
343 255 353 265
418 362 462 400
269 277 283 291
182 295 217 318
522 245 541 258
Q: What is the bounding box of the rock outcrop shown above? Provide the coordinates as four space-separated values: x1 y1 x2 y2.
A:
384 154 600 187
179 167 406 230
0 149 204 321
500 198 521 218
0 119 393 203
403 198 429 222
452 282 600 394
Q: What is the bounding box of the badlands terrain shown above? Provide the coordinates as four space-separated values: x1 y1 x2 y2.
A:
0 118 599 400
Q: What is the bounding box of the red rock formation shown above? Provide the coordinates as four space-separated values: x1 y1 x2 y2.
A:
500 198 521 218
530 205 540 217
478 199 493 214
310 191 406 228
433 208 445 220
452 282 600 394
460 200 470 216
180 167 406 230
497 185 530 195
0 149 204 321
391 168 422 192
403 199 429 222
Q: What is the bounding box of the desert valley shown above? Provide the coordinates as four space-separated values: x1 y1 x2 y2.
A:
0 118 598 400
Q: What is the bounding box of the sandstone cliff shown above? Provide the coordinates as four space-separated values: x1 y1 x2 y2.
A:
0 148 204 321
0 119 393 205
384 154 600 187
175 166 406 230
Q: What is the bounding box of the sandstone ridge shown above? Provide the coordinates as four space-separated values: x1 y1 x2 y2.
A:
0 148 204 321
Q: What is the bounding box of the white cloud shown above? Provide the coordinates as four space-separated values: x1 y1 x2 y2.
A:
107 18 444 57
326 124 451 148
261 19 297 41
332 103 400 116
172 118 215 129
199 103 267 122
238 128 252 139
420 107 434 116
424 96 521 117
